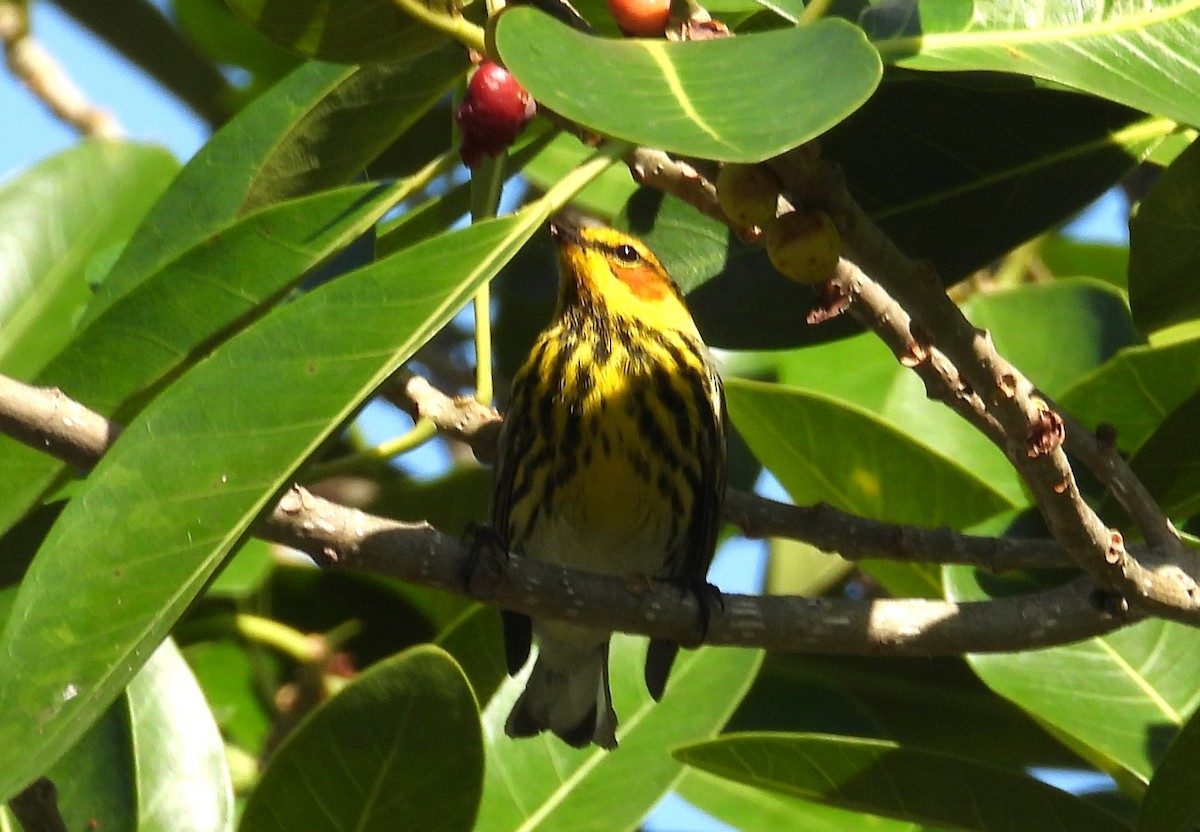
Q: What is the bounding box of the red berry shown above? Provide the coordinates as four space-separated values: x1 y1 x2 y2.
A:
455 62 536 168
607 0 671 37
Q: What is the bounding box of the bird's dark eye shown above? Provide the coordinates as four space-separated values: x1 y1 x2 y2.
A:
613 244 640 264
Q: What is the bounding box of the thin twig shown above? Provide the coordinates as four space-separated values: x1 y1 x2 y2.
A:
1 2 122 137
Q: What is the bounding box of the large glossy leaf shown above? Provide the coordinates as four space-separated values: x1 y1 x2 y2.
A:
94 44 465 313
496 9 881 162
1129 138 1200 333
1124 390 1200 519
677 768 935 832
730 653 1085 773
964 279 1137 398
521 131 640 222
1058 334 1200 455
724 378 1015 528
1138 706 1200 832
826 81 1165 282
873 0 1200 130
675 733 1131 832
0 141 179 379
0 45 467 537
239 646 482 832
476 635 761 831
225 0 445 63
946 566 1200 782
766 279 1131 514
0 182 410 536
0 212 542 800
42 695 137 831
435 604 508 708
128 639 234 832
37 638 231 832
773 331 1021 507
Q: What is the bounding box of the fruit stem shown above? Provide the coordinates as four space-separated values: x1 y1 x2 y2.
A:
391 0 486 52
470 152 508 407
796 0 833 24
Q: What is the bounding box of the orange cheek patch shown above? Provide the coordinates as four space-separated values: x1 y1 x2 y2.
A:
614 264 667 300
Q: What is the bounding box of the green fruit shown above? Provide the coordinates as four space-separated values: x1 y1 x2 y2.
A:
765 209 841 284
716 163 780 228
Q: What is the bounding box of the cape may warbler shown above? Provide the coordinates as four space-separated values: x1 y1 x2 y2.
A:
492 222 727 748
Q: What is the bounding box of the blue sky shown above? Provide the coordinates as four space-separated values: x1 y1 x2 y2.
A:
1 2 207 180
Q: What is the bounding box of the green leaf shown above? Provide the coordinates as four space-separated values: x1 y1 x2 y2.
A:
43 697 136 832
1124 390 1200 519
622 99 1158 348
173 0 301 86
731 653 1087 773
963 278 1137 399
0 213 540 800
239 646 482 832
435 605 508 707
1139 706 1200 832
0 141 179 379
225 0 446 63
1058 334 1200 454
725 378 1015 528
0 182 410 536
182 639 274 754
38 638 231 832
206 538 276 600
1039 236 1130 291
128 639 234 832
95 46 465 312
496 9 881 162
826 81 1164 282
874 1 1200 130
476 635 762 831
678 768 933 832
676 733 1132 832
522 132 640 221
1129 138 1200 333
773 331 1024 508
946 566 1200 782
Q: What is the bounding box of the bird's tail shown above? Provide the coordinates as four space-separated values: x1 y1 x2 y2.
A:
505 632 617 749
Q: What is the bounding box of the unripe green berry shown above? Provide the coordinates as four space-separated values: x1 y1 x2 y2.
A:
716 163 780 229
765 209 841 284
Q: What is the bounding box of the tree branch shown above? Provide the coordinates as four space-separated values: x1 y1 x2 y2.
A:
0 372 1139 655
1 1 122 137
762 145 1200 624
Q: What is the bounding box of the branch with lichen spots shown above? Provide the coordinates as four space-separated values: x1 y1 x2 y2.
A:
0 371 1146 657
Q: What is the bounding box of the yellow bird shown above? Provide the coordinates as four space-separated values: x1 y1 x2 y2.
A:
492 222 727 748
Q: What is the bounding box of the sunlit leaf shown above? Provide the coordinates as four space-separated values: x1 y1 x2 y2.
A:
947 566 1200 782
676 732 1131 832
874 1 1200 129
497 9 880 162
240 646 481 832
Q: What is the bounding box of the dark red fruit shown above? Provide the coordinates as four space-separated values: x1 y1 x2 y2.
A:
455 61 536 168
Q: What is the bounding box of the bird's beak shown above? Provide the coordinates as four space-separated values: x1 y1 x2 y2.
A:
548 215 586 248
